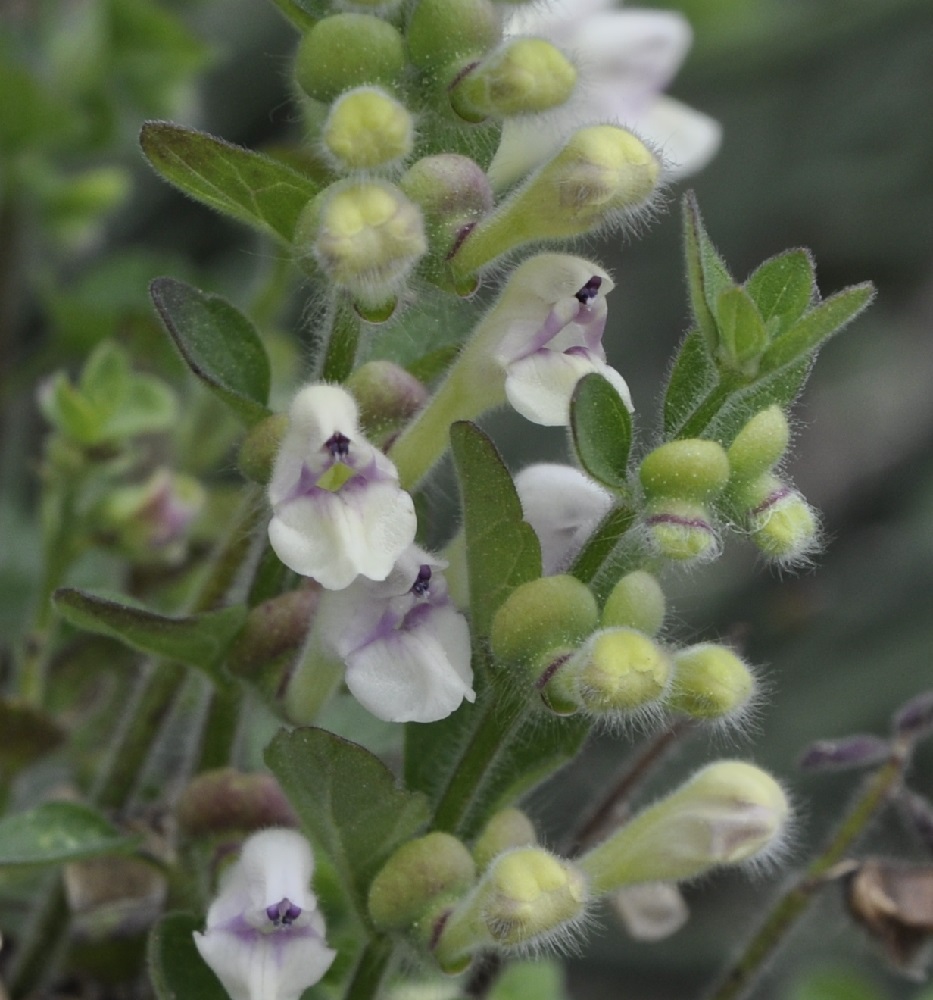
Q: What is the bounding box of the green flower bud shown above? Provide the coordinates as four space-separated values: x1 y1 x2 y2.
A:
176 768 298 836
298 179 427 313
448 126 660 278
739 473 819 564
640 439 731 503
727 406 790 483
294 14 405 103
601 570 666 636
237 413 288 485
490 575 598 676
545 628 670 717
406 0 501 73
449 39 576 122
667 643 755 721
368 832 476 933
644 500 720 563
473 809 538 873
434 847 588 965
579 761 789 893
344 360 428 442
321 86 414 171
400 154 493 253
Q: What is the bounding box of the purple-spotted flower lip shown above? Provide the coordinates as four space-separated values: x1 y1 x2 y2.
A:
325 432 351 460
411 564 432 596
266 898 303 928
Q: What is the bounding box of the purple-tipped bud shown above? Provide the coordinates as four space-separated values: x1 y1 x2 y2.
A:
892 691 933 741
798 735 891 773
176 768 299 836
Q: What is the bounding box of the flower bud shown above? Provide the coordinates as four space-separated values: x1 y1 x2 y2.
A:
294 14 405 103
544 628 670 718
449 39 576 122
176 768 298 836
798 735 891 772
321 87 414 172
644 500 720 563
473 809 537 873
406 0 501 73
892 690 933 741
579 761 790 893
448 126 660 277
345 360 428 443
238 413 288 485
727 406 790 483
434 847 588 966
367 832 476 933
739 473 819 564
298 179 427 314
640 439 731 504
667 643 755 722
601 570 666 636
490 575 598 678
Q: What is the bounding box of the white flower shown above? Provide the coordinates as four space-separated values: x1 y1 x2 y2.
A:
316 544 476 723
490 254 632 426
612 881 689 941
193 829 336 1000
490 0 721 190
514 463 613 573
268 384 417 590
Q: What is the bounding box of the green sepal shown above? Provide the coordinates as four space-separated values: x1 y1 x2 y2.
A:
663 329 718 438
759 283 875 374
715 285 768 374
0 802 139 867
682 192 734 353
139 121 320 243
148 912 229 1000
53 588 247 680
745 248 815 338
265 727 430 921
570 372 632 491
450 421 542 637
150 277 272 426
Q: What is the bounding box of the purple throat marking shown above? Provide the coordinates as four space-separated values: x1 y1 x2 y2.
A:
325 432 351 460
266 898 303 927
574 276 602 304
411 564 432 597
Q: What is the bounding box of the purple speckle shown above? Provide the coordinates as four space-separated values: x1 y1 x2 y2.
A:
325 432 351 460
266 898 302 927
574 276 602 304
411 564 432 597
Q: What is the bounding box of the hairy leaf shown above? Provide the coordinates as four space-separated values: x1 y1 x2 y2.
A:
570 373 632 491
663 330 718 438
745 248 815 337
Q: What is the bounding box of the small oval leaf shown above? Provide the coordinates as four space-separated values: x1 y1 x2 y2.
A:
570 372 632 491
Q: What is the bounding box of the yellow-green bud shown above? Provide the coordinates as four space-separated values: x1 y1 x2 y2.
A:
299 179 427 312
449 126 660 278
579 761 789 893
601 570 666 636
294 14 405 103
406 0 501 73
667 643 755 721
176 768 298 836
640 439 731 503
545 628 670 717
368 832 476 933
739 473 819 564
237 412 288 485
727 406 790 483
434 847 588 965
345 360 428 442
449 39 576 122
490 575 598 672
473 809 538 873
321 87 414 171
644 500 720 563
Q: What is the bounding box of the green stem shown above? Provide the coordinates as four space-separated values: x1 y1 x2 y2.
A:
321 292 361 383
569 505 637 590
195 683 243 773
705 745 908 1000
343 935 396 1000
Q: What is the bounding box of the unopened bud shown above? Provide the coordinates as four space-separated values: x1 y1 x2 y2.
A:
667 643 755 722
545 628 670 718
294 14 405 103
449 126 660 277
739 473 819 564
345 360 428 443
579 761 789 893
892 690 933 741
640 439 731 503
473 809 537 873
298 179 427 314
322 87 414 171
644 500 720 563
434 847 588 965
368 832 476 933
176 768 298 836
406 0 501 73
601 570 666 636
727 406 790 483
238 413 288 485
449 39 576 122
798 735 891 772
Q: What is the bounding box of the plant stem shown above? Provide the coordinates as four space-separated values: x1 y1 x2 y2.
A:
321 291 361 383
705 743 908 1000
343 935 396 1000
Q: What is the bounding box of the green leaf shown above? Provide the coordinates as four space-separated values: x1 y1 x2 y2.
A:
150 277 271 426
715 285 768 372
140 121 320 243
682 192 734 352
569 373 632 491
662 330 718 438
148 912 229 1000
450 422 541 637
265 727 430 918
745 248 815 337
0 58 75 153
791 967 884 1000
0 802 138 866
759 283 875 374
53 588 247 675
